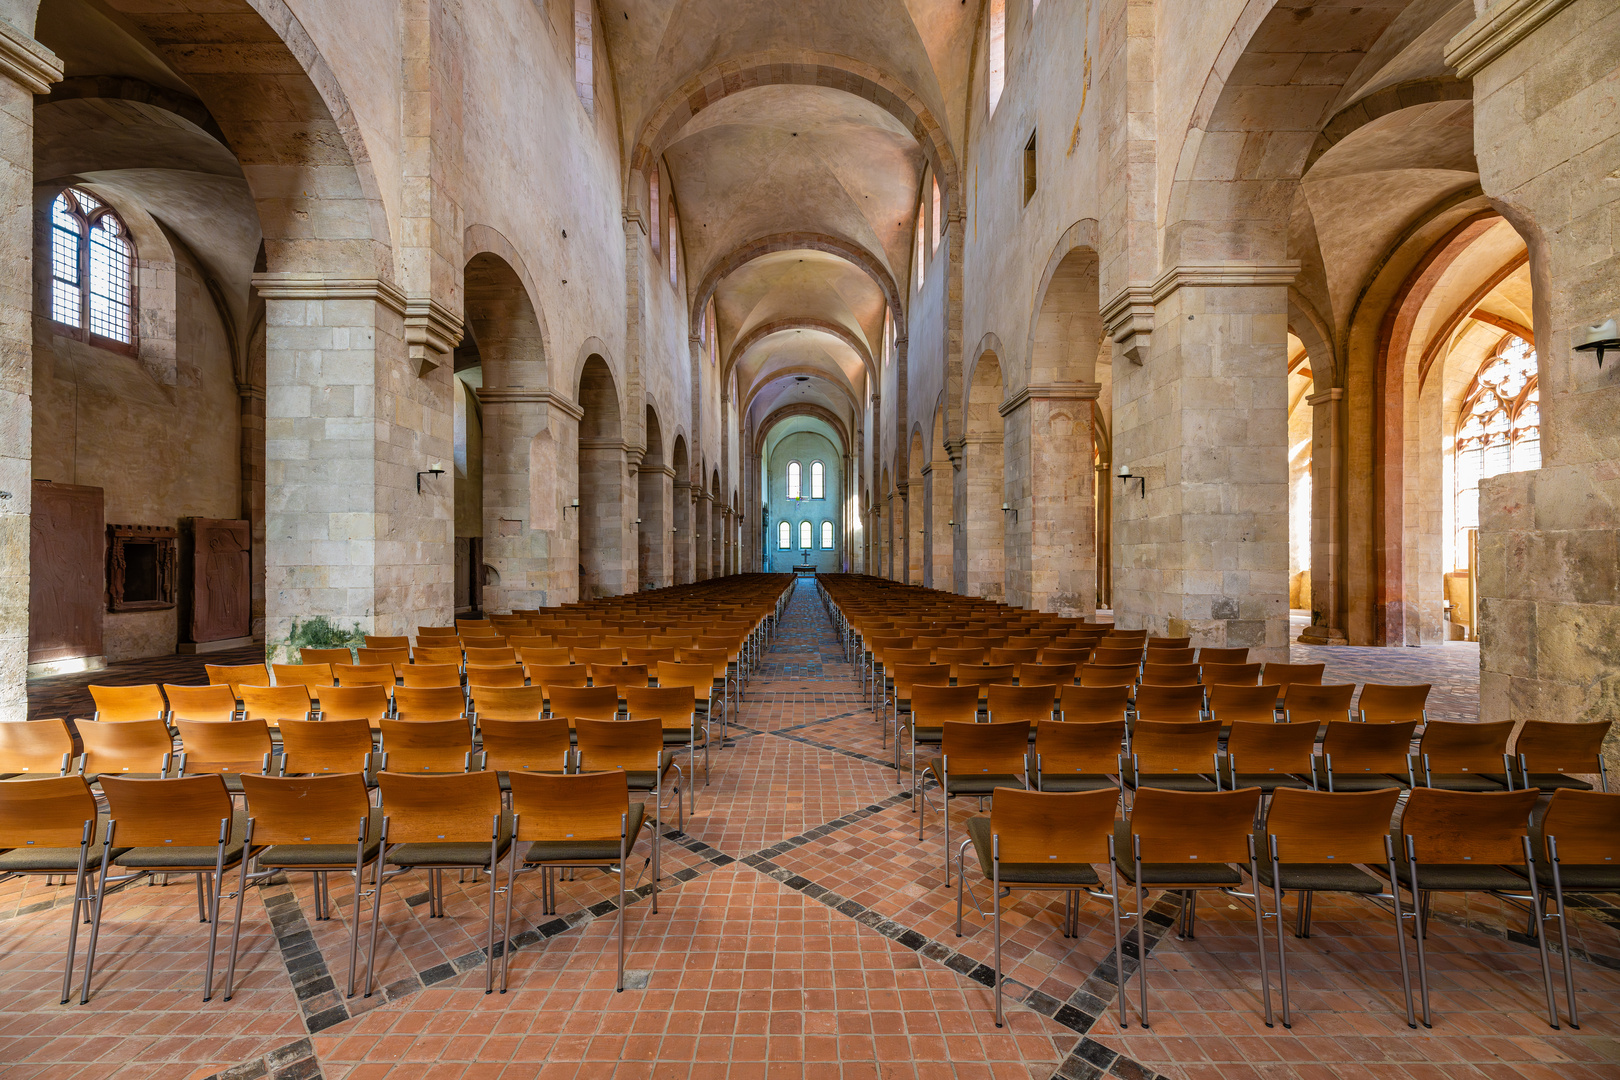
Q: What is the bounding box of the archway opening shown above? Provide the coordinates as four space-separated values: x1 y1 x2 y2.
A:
671 435 691 584
577 355 624 598
964 352 1005 599
638 405 668 589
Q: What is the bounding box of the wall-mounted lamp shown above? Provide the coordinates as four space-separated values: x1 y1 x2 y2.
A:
1001 502 1017 523
416 462 444 494
1576 318 1620 369
1116 463 1145 498
562 497 580 516
635 518 642 525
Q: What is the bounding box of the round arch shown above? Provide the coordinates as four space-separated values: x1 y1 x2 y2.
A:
725 317 876 387
691 232 905 340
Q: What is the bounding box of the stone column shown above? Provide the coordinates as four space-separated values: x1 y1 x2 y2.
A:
1298 388 1347 644
673 478 693 583
1112 266 1293 659
479 388 577 610
926 459 953 591
1003 383 1102 616
961 434 1005 600
254 275 454 660
695 490 712 581
0 27 60 720
637 464 672 589
239 383 267 638
948 440 967 593
1449 0 1620 768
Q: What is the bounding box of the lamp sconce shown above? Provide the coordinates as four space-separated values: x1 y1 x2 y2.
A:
1001 502 1017 523
1116 464 1145 498
562 497 580 516
416 462 444 494
1576 318 1620 369
635 518 642 525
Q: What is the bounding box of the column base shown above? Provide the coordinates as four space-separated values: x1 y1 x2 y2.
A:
1296 625 1348 646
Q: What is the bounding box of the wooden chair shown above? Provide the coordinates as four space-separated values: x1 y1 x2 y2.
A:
205 665 271 699
1202 662 1262 687
319 685 392 730
1412 721 1513 791
1508 720 1613 792
1115 787 1268 1026
239 685 313 727
955 665 1017 708
0 775 118 1002
88 684 167 723
413 645 464 668
1033 718 1123 794
1386 788 1555 1028
1143 647 1196 666
1079 664 1139 689
1208 684 1281 730
1092 647 1144 668
520 646 574 671
335 663 399 689
300 648 353 667
162 684 239 723
238 772 384 998
627 647 678 666
920 720 1030 885
1358 684 1431 726
887 663 951 751
464 646 517 667
956 788 1124 1027
933 647 987 678
546 685 620 724
1059 684 1132 723
1257 788 1412 1028
503 770 653 992
1140 663 1200 687
1122 720 1220 795
175 719 275 792
985 683 1057 725
1196 647 1248 666
480 717 573 782
657 661 724 739
0 718 75 779
468 685 547 723
575 716 683 833
1261 662 1324 699
591 663 648 689
626 684 703 802
1315 720 1417 792
1016 662 1076 687
77 719 173 781
393 686 467 722
366 771 511 995
903 684 981 795
402 663 462 689
83 775 254 1003
1282 683 1355 730
575 646 626 668
457 619 493 632
378 718 474 773
1222 721 1317 794
1146 636 1191 650
364 635 410 649
530 664 588 699
465 664 525 689
274 664 334 697
1133 684 1205 723
277 718 377 782
1529 789 1620 1026
416 626 458 637
1039 646 1093 667
989 647 1040 668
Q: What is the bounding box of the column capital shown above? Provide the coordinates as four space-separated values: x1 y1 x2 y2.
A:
475 387 585 421
1306 387 1345 407
252 273 408 311
0 23 62 95
1446 0 1575 78
403 295 464 376
999 381 1102 416
1150 261 1300 302
1101 284 1155 367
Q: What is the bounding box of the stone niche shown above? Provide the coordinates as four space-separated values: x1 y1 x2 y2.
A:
106 524 178 612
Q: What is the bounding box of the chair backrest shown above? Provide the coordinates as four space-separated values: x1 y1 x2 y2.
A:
1358 683 1431 724
364 635 411 649
457 618 492 631
300 647 353 667
1144 647 1196 665
1078 663 1139 688
990 647 1040 667
1417 720 1514 775
676 649 729 679
240 772 372 846
1146 636 1191 650
624 684 697 727
380 718 473 773
986 683 1058 722
1201 662 1262 687
464 645 518 667
77 718 172 776
591 663 648 689
334 663 398 688
412 645 464 667
1536 789 1620 865
377 771 502 844
1128 787 1261 863
530 663 588 689
575 646 626 667
318 684 392 726
1513 719 1612 776
1130 720 1220 774
558 635 603 656
626 647 678 666
1196 647 1248 665
402 663 462 689
954 665 1017 695
1261 662 1324 692
392 686 467 722
883 647 936 669
520 646 574 669
0 718 76 776
1059 683 1131 723
992 787 1118 865
1040 646 1093 667
1263 787 1401 864
1207 683 1280 724
89 684 168 722
1016 662 1076 687
480 717 573 774
1398 787 1539 864
1282 682 1355 725
601 634 649 649
510 769 631 846
0 773 98 849
274 663 335 691
1036 718 1124 775
162 684 239 723
204 664 271 698
1320 719 1418 774
176 718 274 776
1140 663 1200 687
574 717 662 773
418 625 458 637
909 683 981 727
655 661 717 692
465 664 525 689
469 685 547 721
1224 720 1316 775
239 684 313 725
547 684 620 721
1091 647 1143 667
1133 683 1206 722
940 720 1029 775
890 663 951 697
934 647 987 673
100 774 235 847
278 717 375 775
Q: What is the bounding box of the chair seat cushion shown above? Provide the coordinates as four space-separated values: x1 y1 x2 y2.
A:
387 812 514 868
1387 860 1529 892
0 817 127 872
1313 766 1409 792
523 802 648 864
1255 857 1384 894
1509 772 1594 793
965 815 1100 886
258 809 386 868
1036 774 1117 794
1231 773 1312 793
1122 768 1218 793
925 757 1024 796
1419 774 1509 792
115 812 251 870
1112 821 1243 886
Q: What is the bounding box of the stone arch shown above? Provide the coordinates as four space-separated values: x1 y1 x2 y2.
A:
1306 77 1473 173
724 317 876 386
577 355 626 598
691 233 906 340
1021 220 1102 385
741 365 862 416
671 433 692 584
465 224 553 384
569 336 620 414
752 403 851 459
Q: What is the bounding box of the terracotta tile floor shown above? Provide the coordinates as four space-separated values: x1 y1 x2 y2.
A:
4 582 1618 1079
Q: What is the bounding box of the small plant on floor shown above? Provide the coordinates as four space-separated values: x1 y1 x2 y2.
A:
270 616 366 663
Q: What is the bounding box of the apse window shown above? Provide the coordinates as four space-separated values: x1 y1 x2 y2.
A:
778 521 791 549
820 521 834 549
810 461 825 499
1023 129 1037 205
800 521 813 549
1454 336 1539 567
50 188 136 352
786 461 802 500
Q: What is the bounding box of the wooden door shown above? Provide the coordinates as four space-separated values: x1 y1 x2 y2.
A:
188 518 251 643
29 481 104 664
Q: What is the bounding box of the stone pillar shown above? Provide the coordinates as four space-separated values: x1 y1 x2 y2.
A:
1003 384 1102 616
1298 388 1348 644
695 490 711 581
926 460 953 591
1449 0 1620 769
948 440 967 593
0 27 60 721
961 434 1005 600
673 479 693 583
238 382 267 639
479 389 577 610
637 464 672 589
1112 267 1293 659
254 275 454 660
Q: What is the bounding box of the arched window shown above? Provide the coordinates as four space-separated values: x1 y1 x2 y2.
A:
931 177 941 256
50 188 136 349
821 521 834 549
1455 335 1539 567
786 461 801 500
778 521 791 549
810 461 825 499
800 520 812 550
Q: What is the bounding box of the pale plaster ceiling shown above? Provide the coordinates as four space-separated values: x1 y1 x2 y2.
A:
735 327 866 395
1331 0 1474 114
716 248 884 390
